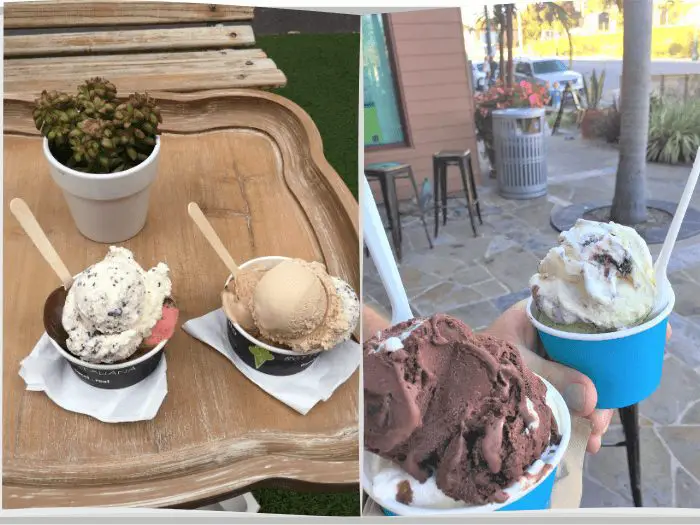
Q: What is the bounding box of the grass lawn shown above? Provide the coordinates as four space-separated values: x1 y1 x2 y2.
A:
258 33 359 199
250 33 361 517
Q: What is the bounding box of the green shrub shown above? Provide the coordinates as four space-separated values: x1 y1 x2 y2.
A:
647 98 700 165
600 99 621 144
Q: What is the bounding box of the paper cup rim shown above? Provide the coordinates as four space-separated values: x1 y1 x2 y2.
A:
526 287 676 341
43 136 161 181
224 255 324 357
49 335 167 370
362 374 571 515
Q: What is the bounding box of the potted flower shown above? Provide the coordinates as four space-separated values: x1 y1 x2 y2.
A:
32 78 163 243
474 81 550 174
581 69 606 139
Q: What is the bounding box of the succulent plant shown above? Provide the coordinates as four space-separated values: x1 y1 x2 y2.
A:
33 77 161 174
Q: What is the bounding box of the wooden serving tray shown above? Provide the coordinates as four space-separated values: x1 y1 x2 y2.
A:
3 90 359 508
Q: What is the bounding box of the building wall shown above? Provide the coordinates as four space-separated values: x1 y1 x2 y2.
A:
365 8 481 202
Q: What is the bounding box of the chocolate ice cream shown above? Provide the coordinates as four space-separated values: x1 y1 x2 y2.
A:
364 314 560 506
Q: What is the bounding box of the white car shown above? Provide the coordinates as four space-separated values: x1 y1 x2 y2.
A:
514 57 584 99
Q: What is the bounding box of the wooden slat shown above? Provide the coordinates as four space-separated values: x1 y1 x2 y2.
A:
6 49 267 70
5 25 255 58
5 2 254 29
4 53 287 95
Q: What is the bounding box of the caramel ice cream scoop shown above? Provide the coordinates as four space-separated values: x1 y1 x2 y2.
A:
222 257 359 353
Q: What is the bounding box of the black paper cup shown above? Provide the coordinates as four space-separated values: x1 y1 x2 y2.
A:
226 320 320 376
224 256 323 376
49 337 168 389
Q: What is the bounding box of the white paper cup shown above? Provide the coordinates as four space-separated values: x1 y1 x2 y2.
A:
362 375 571 515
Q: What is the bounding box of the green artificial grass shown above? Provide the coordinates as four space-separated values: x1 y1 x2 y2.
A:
250 33 361 517
258 33 360 199
252 488 361 516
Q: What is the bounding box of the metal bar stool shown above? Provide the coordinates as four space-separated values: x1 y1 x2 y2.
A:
602 405 642 507
365 162 433 262
432 150 482 238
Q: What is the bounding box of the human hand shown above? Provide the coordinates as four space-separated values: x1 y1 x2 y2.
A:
482 300 672 454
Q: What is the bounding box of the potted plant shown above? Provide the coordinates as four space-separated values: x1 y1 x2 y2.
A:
33 78 163 243
474 81 550 174
580 69 606 139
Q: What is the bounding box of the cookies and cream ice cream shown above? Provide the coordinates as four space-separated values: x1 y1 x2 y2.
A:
62 246 172 364
222 258 359 353
364 314 560 506
530 219 656 332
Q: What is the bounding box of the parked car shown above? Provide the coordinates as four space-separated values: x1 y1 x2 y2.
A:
514 57 584 101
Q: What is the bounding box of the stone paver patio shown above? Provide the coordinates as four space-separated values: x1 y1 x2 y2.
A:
363 134 700 508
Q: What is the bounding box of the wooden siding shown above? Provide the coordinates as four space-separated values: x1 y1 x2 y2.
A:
365 8 481 202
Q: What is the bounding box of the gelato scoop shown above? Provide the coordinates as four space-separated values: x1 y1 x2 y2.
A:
530 219 656 332
222 258 359 353
364 314 559 506
62 246 172 364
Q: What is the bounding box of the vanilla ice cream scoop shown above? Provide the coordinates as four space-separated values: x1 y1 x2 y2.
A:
62 246 172 364
530 219 656 332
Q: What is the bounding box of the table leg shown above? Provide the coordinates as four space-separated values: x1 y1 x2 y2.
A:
458 159 478 237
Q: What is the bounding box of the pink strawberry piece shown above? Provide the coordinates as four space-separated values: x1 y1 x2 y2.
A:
144 303 179 346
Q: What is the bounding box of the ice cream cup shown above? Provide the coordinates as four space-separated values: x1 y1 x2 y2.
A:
49 337 167 390
224 256 323 376
527 286 675 409
362 375 571 515
43 274 173 390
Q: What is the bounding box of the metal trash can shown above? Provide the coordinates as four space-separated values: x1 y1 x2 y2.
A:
492 108 547 199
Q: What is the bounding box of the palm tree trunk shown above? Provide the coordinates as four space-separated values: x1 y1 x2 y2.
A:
610 0 653 225
505 4 514 87
496 5 505 83
484 6 492 57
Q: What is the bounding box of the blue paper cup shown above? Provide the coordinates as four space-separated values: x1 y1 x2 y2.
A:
526 288 675 410
363 376 571 516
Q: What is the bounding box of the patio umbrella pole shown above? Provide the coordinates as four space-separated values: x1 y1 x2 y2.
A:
362 174 413 325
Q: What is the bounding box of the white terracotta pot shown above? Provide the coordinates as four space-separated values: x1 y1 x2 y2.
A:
43 136 161 243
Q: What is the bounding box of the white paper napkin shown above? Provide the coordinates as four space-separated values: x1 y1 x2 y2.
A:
19 333 168 423
182 308 361 415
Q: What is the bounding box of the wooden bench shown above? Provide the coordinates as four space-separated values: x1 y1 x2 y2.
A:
4 1 287 97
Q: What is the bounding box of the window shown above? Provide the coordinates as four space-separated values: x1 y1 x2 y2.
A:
362 14 406 147
516 62 532 76
533 60 568 75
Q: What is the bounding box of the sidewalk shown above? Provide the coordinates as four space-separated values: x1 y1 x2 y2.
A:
363 135 700 508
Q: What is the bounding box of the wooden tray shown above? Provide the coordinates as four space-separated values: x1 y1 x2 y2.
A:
3 90 360 509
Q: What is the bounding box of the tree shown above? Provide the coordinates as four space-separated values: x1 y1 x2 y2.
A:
522 2 580 68
495 5 506 84
610 0 654 225
505 4 515 86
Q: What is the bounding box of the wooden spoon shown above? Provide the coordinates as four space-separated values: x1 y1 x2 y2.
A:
9 198 74 348
10 198 72 290
187 202 240 278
